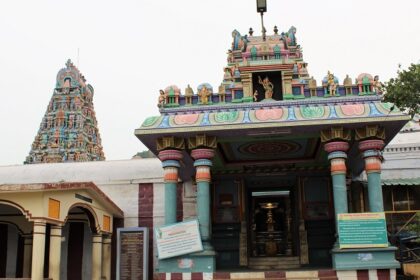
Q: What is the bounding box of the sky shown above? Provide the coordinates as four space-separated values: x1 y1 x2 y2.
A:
0 0 419 166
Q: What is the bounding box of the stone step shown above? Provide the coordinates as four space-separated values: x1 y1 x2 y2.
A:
248 256 301 270
249 257 300 264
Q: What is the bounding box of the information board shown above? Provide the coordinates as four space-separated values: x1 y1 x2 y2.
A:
155 219 203 259
338 212 388 249
117 227 148 280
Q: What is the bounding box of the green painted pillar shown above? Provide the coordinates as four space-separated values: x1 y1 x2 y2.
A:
158 149 183 225
324 141 350 216
359 139 385 212
191 149 214 245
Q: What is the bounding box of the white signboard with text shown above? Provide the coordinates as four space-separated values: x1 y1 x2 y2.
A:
155 219 203 259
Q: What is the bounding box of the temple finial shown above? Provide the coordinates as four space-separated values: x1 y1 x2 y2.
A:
65 59 72 68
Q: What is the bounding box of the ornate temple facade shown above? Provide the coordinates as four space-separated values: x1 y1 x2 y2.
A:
0 14 418 280
25 60 105 164
135 23 410 278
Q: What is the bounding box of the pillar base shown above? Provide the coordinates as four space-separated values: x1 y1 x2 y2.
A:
157 249 216 273
332 246 400 270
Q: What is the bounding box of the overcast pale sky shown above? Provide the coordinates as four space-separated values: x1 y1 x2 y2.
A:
0 0 419 165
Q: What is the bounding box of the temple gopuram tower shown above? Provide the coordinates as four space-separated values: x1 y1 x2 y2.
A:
25 59 105 164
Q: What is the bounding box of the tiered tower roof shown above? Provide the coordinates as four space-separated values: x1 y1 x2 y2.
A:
25 60 105 164
154 26 385 110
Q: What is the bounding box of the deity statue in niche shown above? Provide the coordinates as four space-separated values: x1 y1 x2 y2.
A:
198 86 211 105
258 76 274 99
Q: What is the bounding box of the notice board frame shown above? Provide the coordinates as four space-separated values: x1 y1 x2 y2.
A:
116 227 149 280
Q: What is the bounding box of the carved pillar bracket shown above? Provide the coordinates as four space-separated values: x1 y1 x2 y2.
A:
321 127 351 143
156 136 185 151
158 149 183 225
191 148 214 246
355 125 385 141
188 135 217 150
358 139 385 212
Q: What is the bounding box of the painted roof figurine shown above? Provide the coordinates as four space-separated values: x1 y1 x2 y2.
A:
25 59 105 164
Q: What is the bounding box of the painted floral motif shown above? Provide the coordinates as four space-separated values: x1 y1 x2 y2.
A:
174 114 199 125
142 116 160 127
214 111 239 123
301 106 324 119
255 108 283 121
340 104 365 116
381 102 400 112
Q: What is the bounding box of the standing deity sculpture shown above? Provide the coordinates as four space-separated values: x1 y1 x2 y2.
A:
231 30 248 52
287 26 297 46
327 71 338 96
258 76 274 99
185 85 194 96
372 75 382 94
218 84 226 95
158 89 166 108
253 90 259 101
198 86 211 105
224 67 233 82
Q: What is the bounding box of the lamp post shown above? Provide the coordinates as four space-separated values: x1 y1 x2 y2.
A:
256 0 267 41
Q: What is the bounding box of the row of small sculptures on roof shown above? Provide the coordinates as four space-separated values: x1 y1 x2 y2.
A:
157 72 383 107
309 72 383 96
159 83 221 106
158 74 275 107
231 26 297 52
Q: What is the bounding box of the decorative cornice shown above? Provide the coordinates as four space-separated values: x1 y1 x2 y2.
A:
160 95 382 115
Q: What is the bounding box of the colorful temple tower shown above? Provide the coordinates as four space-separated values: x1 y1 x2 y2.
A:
136 20 409 276
25 60 105 164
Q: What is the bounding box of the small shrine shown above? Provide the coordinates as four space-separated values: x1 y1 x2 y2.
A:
136 2 407 277
25 60 105 164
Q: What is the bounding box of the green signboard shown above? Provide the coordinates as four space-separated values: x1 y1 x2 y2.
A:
338 212 388 249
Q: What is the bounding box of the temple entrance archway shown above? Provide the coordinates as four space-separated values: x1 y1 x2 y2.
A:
62 204 99 280
0 202 33 278
247 186 300 270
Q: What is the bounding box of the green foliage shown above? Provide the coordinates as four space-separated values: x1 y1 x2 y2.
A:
133 150 156 159
383 63 420 118
406 213 420 241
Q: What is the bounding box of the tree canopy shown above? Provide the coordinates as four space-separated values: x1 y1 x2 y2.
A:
383 63 420 118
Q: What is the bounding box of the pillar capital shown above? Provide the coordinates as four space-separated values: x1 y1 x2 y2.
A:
191 149 214 183
358 139 385 152
359 139 384 174
158 149 183 162
324 141 349 154
191 148 215 161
